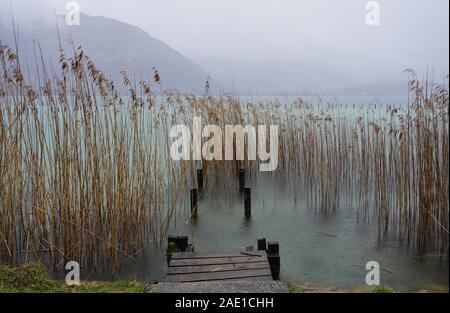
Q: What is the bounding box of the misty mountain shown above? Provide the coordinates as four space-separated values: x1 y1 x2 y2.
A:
0 13 209 92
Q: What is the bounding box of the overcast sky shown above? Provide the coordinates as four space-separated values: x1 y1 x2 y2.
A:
1 0 449 92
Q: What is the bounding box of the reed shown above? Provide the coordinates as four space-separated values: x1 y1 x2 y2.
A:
0 43 448 274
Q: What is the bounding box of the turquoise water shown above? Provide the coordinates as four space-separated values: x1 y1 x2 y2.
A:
240 95 409 106
167 177 448 290
77 176 448 290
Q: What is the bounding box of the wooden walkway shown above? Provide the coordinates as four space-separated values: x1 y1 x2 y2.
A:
166 250 273 283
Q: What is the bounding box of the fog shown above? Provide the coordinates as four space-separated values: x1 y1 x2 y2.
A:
1 0 448 93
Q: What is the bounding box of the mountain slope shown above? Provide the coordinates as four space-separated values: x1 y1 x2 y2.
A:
0 13 208 91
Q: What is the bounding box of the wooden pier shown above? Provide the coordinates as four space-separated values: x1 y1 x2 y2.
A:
166 250 273 283
155 167 287 292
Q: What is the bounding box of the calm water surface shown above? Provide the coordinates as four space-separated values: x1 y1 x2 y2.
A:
76 178 448 290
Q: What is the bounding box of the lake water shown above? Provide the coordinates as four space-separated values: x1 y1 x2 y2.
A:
240 95 410 107
72 176 448 291
175 179 448 289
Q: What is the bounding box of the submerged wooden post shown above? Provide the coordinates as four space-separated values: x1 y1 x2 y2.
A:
197 169 204 193
190 188 198 219
168 235 189 252
166 235 189 265
244 187 251 218
239 167 245 191
257 238 267 251
267 241 280 280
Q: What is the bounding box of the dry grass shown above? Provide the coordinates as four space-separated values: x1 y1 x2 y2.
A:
0 42 448 274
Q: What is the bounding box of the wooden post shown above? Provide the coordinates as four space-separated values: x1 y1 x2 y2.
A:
257 238 267 251
190 188 198 219
267 241 280 280
168 235 189 252
244 187 251 218
167 235 189 265
239 167 245 191
197 169 204 193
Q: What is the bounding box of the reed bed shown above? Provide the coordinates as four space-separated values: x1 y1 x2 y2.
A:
0 43 448 273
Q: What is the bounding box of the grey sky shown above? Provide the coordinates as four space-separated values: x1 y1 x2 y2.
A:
1 0 448 92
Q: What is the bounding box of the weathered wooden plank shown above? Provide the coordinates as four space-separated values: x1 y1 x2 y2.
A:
169 256 268 267
219 275 274 282
166 268 272 283
167 262 270 275
170 251 266 259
